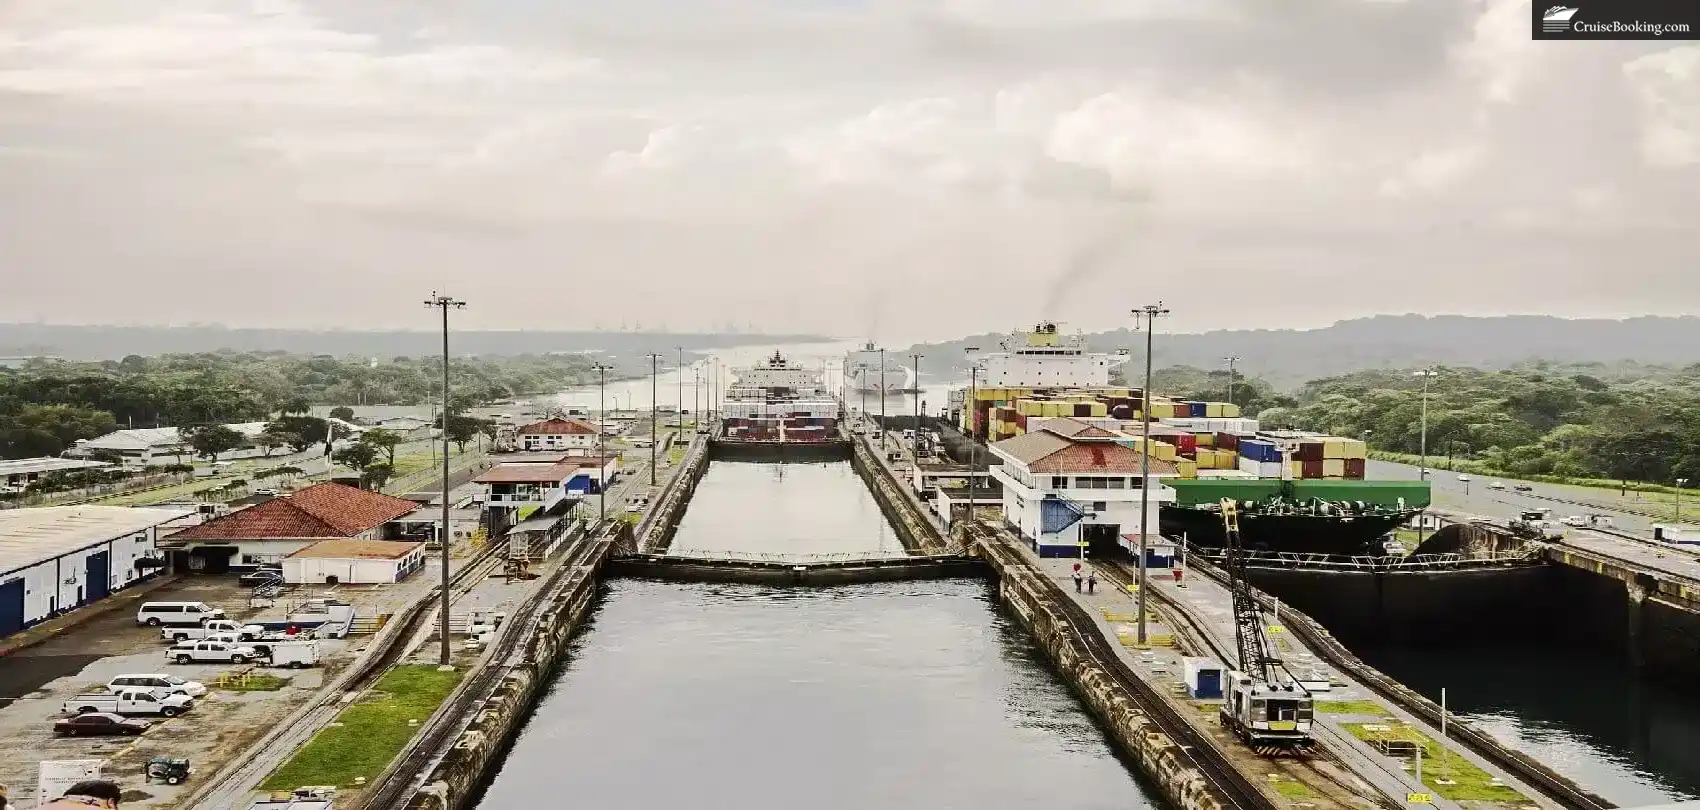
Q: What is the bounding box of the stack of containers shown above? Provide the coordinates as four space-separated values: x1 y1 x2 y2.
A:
1237 439 1285 478
1117 435 1179 462
1288 437 1371 479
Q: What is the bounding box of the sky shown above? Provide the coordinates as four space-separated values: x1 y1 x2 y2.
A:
0 0 1696 344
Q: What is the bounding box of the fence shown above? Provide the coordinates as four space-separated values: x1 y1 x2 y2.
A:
1190 548 1543 571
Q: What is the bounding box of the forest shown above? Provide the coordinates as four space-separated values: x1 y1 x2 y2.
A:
0 351 620 459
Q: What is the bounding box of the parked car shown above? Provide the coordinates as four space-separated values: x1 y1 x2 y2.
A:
137 602 227 627
1488 481 1506 490
1562 515 1590 527
63 689 193 718
1514 483 1534 492
54 712 151 736
239 567 283 587
254 488 279 497
166 640 259 665
161 619 271 643
107 674 207 699
1457 474 1472 482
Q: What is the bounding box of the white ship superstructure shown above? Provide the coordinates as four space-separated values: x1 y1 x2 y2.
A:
722 350 839 441
975 322 1118 389
843 342 916 393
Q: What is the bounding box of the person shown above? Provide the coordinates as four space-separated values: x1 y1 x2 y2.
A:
40 780 122 809
1087 571 1097 594
1072 571 1083 592
2 781 10 809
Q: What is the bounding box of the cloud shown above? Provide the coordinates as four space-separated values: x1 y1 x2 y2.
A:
0 0 1695 340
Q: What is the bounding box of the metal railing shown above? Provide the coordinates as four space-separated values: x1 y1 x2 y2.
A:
1190 548 1543 571
658 550 952 564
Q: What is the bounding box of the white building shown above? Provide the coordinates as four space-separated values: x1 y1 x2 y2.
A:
281 538 427 585
515 418 600 452
973 322 1119 389
161 482 421 572
474 456 618 513
987 418 1178 558
68 428 188 466
0 457 112 489
0 505 194 639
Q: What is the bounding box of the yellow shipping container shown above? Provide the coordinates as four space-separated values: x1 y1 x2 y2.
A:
1016 400 1039 416
1149 403 1174 419
1221 403 1242 418
1222 451 1238 468
1322 458 1346 477
1196 432 1215 447
1322 438 1346 459
1177 459 1198 479
1089 402 1108 417
1289 460 1305 479
1155 441 1177 462
1341 439 1368 459
1205 403 1226 418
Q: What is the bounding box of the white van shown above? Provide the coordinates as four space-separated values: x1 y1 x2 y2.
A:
136 602 227 628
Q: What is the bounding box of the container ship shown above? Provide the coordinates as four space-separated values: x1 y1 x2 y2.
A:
945 320 1430 556
844 342 917 394
721 350 840 442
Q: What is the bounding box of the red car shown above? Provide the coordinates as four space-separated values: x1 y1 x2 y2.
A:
54 712 151 736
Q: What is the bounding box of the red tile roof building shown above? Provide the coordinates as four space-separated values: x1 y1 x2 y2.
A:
515 418 600 451
170 482 419 541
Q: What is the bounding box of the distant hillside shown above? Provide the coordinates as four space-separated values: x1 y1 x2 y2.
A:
0 324 834 361
905 315 1700 389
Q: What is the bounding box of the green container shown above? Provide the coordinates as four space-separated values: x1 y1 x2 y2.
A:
1288 479 1431 509
1165 478 1284 506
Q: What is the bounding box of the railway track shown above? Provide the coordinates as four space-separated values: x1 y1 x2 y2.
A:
986 539 1279 810
184 540 506 810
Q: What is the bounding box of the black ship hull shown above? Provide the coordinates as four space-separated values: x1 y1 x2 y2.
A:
1160 505 1416 556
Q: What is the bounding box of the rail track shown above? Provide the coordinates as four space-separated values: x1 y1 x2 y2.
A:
183 539 506 810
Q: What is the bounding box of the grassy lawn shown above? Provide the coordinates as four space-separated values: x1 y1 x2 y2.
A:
1343 722 1528 804
214 672 289 692
260 665 462 791
620 511 643 525
1391 529 1423 551
1315 699 1391 715
668 446 687 464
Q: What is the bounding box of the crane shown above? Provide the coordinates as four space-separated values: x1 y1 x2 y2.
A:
1217 497 1315 751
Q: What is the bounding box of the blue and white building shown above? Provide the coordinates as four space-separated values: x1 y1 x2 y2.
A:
0 505 195 639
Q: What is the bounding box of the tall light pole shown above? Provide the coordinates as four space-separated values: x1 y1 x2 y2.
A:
424 292 465 667
879 347 888 448
646 352 662 483
1415 368 1439 479
964 346 980 531
1223 355 1240 407
1133 302 1170 646
910 352 924 459
593 363 613 524
676 346 684 433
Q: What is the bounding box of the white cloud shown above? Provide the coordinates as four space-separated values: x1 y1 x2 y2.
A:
1624 45 1700 167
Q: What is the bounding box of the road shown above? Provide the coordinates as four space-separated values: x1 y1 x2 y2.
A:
1368 459 1667 536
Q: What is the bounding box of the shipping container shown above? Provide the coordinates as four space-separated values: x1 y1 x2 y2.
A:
1167 478 1285 505
1177 459 1198 479
1322 458 1346 478
1345 458 1366 478
1322 438 1347 459
1341 439 1368 460
1289 479 1430 508
1301 459 1324 479
1196 433 1215 447
1221 403 1242 419
1215 433 1240 451
1295 441 1325 462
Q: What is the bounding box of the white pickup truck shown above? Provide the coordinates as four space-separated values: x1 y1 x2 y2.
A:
199 632 318 667
165 640 260 665
64 689 194 717
160 619 271 644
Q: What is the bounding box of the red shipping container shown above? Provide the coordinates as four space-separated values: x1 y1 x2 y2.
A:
1215 433 1239 451
1301 459 1324 478
1171 433 1197 455
1074 402 1092 417
1014 412 1028 430
1345 458 1366 478
1296 442 1325 462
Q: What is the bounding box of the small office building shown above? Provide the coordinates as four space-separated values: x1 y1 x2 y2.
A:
0 505 193 639
281 539 428 585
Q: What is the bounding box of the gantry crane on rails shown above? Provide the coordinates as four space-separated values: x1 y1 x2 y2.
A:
1217 497 1315 751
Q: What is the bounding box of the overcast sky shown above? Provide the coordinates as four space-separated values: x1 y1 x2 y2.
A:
1 0 1696 343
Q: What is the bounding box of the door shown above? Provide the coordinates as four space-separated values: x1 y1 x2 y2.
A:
86 551 111 602
0 578 24 637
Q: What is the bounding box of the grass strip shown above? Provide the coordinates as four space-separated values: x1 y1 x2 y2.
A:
260 665 462 790
1343 721 1528 803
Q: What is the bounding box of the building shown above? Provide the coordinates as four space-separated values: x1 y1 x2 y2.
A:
281 538 427 585
0 457 112 489
374 416 433 439
514 418 600 452
473 456 617 513
0 505 194 639
67 428 188 466
160 482 422 572
987 418 1178 558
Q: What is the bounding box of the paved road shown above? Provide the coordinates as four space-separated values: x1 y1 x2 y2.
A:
1557 532 1700 584
1369 459 1665 536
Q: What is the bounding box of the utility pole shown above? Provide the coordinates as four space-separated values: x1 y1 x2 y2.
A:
695 366 703 435
423 292 465 668
1133 302 1170 646
593 363 613 524
1223 355 1240 406
646 352 662 484
1678 478 1689 524
964 347 981 532
676 346 684 433
910 353 924 460
1415 368 1439 480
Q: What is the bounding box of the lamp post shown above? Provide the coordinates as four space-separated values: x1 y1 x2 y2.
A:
593 363 613 524
1415 367 1439 480
1133 302 1170 646
695 365 703 436
910 352 924 460
964 346 981 532
879 347 887 449
645 353 662 483
1223 355 1240 407
423 292 465 668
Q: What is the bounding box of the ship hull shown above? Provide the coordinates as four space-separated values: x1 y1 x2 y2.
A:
1160 505 1415 556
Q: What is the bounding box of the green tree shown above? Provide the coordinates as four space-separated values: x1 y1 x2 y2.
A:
257 427 291 457
0 404 119 459
329 406 356 422
359 428 403 466
444 415 481 453
181 424 245 462
265 416 329 453
332 441 378 472
279 397 312 416
362 461 394 491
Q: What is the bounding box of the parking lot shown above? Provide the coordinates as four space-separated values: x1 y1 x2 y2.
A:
0 577 360 808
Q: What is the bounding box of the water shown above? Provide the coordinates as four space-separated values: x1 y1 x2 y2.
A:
1360 644 1700 805
473 579 1162 810
668 461 899 557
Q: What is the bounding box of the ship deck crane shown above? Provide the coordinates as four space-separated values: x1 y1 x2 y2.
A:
1217 497 1315 751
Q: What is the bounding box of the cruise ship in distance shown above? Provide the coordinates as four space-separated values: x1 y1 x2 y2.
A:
721 350 840 442
975 321 1122 389
843 342 916 394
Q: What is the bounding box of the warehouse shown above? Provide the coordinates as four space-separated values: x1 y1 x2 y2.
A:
0 505 194 639
281 539 428 585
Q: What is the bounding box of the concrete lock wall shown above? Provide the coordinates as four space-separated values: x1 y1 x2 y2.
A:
972 531 1233 810
1243 566 1550 645
637 437 711 554
706 439 853 463
605 555 987 586
850 434 948 554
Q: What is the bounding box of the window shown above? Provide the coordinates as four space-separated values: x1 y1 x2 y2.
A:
1093 502 1108 512
1050 476 1067 489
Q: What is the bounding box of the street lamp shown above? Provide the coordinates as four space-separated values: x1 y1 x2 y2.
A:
645 352 662 483
676 346 685 435
1132 302 1169 646
910 352 924 460
1223 355 1240 407
1414 367 1440 480
423 292 465 668
964 346 981 532
879 347 888 450
592 363 614 524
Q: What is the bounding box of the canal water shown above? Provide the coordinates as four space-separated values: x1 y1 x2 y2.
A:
1360 644 1700 805
472 460 1164 810
666 460 900 557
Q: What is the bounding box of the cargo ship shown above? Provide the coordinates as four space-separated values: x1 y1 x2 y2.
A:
721 350 840 442
844 342 916 394
1160 479 1428 555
